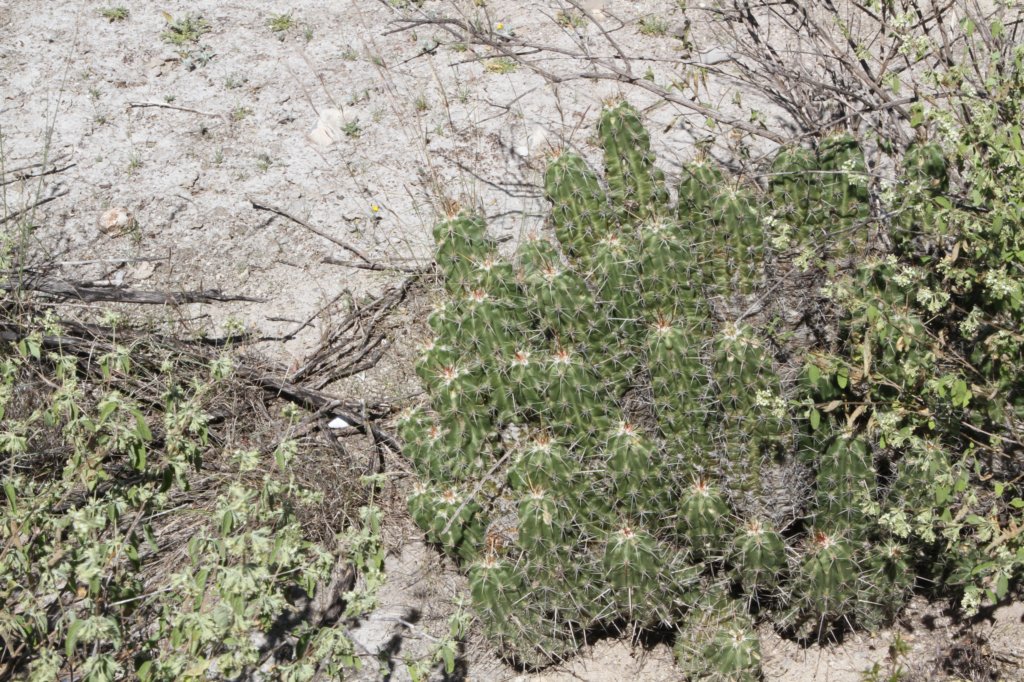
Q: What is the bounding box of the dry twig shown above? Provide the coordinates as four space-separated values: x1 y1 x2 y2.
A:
3 277 263 305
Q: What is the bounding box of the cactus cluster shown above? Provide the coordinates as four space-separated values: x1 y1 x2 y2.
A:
769 133 871 256
404 100 1019 676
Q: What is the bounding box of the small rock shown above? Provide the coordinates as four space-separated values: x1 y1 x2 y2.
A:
145 55 177 77
698 47 734 65
581 0 608 19
307 107 355 147
513 125 550 159
328 416 353 429
132 261 157 280
97 206 135 235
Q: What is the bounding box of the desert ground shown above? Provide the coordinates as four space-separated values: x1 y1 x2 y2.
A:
3 1 1023 679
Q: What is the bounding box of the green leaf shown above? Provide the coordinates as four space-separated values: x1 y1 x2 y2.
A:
67 618 84 658
810 408 821 431
3 481 17 513
996 573 1009 600
910 103 925 128
836 366 849 389
133 411 153 441
441 643 456 674
194 568 210 610
221 511 234 535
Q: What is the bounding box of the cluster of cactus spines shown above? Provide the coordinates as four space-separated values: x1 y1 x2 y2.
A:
646 315 713 473
731 517 787 597
674 159 766 299
710 184 766 296
601 525 671 624
814 433 874 530
675 587 762 682
676 158 723 225
637 217 705 320
544 152 611 256
769 135 871 256
769 145 817 242
787 529 860 634
712 323 788 494
410 103 937 674
598 101 669 221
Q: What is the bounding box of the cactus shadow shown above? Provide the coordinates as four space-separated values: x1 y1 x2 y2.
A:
375 608 470 682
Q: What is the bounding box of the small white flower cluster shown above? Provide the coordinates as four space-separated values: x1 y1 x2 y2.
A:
983 267 1018 300
916 286 950 314
753 389 787 419
765 215 795 251
890 265 920 288
840 157 868 187
959 306 984 336
793 247 814 272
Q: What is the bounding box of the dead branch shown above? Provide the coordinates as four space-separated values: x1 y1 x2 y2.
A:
290 274 418 388
386 0 1017 153
247 196 378 267
386 14 789 145
322 256 427 273
0 189 70 224
234 367 400 452
0 319 400 452
128 101 225 120
0 160 76 187
4 277 263 305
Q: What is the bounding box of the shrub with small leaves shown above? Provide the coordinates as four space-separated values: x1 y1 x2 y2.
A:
0 322 380 680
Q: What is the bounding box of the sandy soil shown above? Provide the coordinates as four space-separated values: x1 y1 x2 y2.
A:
3 1 1024 679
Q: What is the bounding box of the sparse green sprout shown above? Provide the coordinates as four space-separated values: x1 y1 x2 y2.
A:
267 12 296 34
99 6 128 22
231 106 253 122
161 13 211 46
555 10 586 29
484 57 517 74
343 119 362 138
638 15 669 37
181 45 215 70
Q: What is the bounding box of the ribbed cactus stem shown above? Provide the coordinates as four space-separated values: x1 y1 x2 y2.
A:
544 152 611 255
599 101 669 222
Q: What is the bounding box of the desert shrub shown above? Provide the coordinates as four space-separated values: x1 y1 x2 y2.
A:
406 79 1024 676
0 319 379 680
